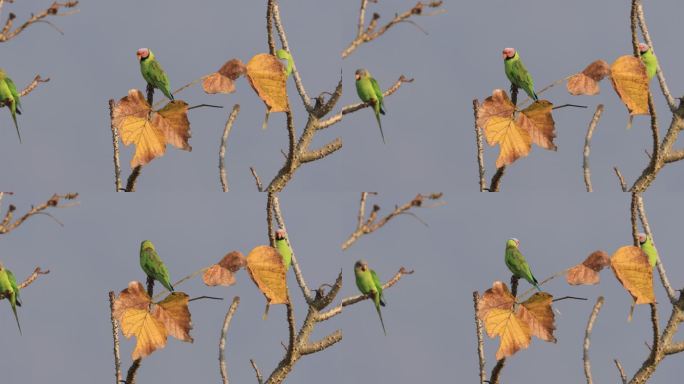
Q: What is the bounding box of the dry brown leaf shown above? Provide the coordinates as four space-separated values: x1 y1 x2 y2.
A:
121 307 168 360
583 60 611 81
203 59 246 95
518 101 557 151
219 251 247 272
114 281 168 360
567 74 601 96
611 246 655 304
203 264 236 287
114 89 167 167
477 281 531 359
113 281 151 321
566 250 611 285
483 116 532 168
153 292 193 342
203 251 246 287
218 59 247 80
154 101 192 151
477 89 516 129
202 72 236 94
246 53 290 113
518 292 556 343
246 245 289 305
610 56 650 116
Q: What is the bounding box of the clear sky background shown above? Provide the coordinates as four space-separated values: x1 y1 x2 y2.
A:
0 1 682 383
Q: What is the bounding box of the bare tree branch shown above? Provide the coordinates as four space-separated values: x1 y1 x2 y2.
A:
0 193 79 235
473 291 486 384
0 267 49 300
473 100 486 192
109 99 123 192
583 296 605 384
219 297 241 384
615 359 627 384
0 1 79 42
219 105 241 192
108 291 123 384
583 104 604 192
341 1 445 58
342 192 444 250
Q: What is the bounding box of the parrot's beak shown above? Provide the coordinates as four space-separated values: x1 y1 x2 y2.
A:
502 52 507 60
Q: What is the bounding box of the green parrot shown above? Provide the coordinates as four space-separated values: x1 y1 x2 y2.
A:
355 68 386 144
139 240 174 292
0 262 21 334
275 229 293 271
0 69 22 142
354 260 386 335
136 48 174 101
502 48 538 101
638 233 659 268
505 238 541 291
639 43 658 81
276 49 293 77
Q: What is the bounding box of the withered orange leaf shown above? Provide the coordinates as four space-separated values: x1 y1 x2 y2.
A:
154 100 192 151
203 72 236 94
518 101 557 151
246 53 290 113
477 89 516 130
246 245 289 305
610 56 650 116
203 251 246 287
218 59 247 80
566 250 611 285
518 292 556 343
153 292 193 342
477 281 530 360
611 246 655 304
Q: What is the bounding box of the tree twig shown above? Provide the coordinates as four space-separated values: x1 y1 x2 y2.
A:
615 359 627 384
219 297 241 384
341 1 445 58
109 99 123 191
0 193 79 235
473 291 486 384
614 167 627 192
341 192 443 250
473 100 486 192
0 1 79 42
583 104 604 192
250 359 264 384
583 296 605 384
219 104 241 192
109 291 123 384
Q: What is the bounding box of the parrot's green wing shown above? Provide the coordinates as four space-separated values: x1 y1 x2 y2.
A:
509 59 537 101
370 269 385 306
505 247 541 291
641 49 658 81
0 269 21 334
143 59 173 100
275 237 293 271
141 248 174 292
4 77 21 111
641 237 659 268
0 79 21 142
6 269 20 306
369 77 385 114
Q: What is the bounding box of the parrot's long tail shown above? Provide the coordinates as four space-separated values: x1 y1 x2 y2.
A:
531 274 542 292
10 109 21 143
375 111 386 144
164 280 175 292
375 304 387 336
11 303 22 335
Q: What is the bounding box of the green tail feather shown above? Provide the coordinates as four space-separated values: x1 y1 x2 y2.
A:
375 303 387 336
11 303 21 335
10 109 20 143
375 111 386 144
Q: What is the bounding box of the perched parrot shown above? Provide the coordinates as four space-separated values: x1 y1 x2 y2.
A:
354 260 386 335
0 69 22 142
0 262 21 334
136 48 174 101
639 43 658 81
502 48 538 101
139 240 174 292
638 233 659 268
275 229 293 271
355 68 386 144
276 49 293 77
505 238 541 291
